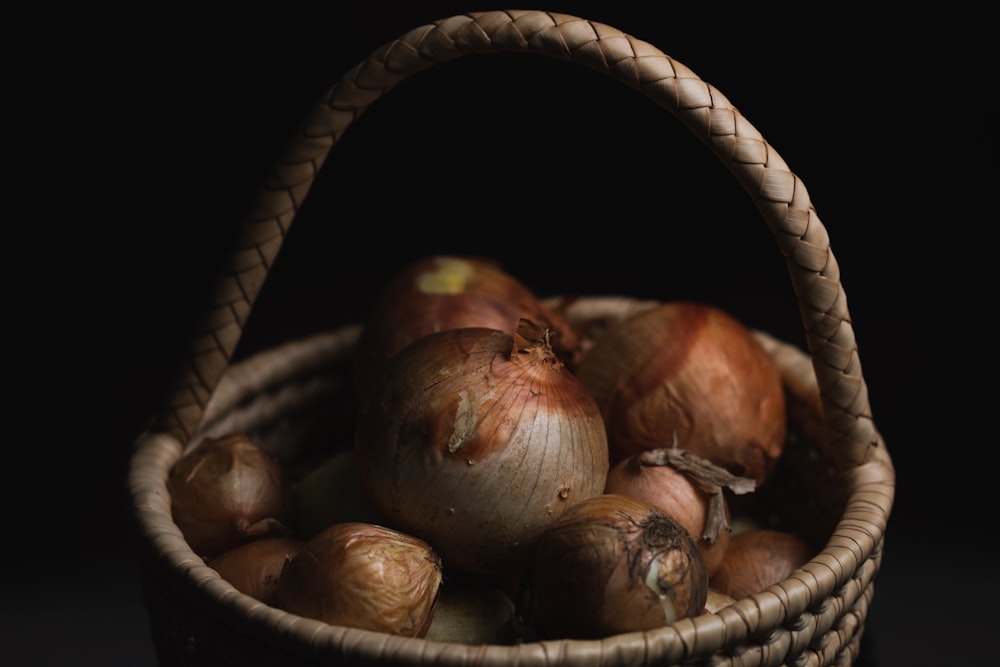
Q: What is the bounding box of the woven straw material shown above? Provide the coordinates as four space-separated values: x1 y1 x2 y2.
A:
129 10 894 667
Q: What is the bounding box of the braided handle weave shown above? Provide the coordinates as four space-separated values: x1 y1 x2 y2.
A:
153 10 881 471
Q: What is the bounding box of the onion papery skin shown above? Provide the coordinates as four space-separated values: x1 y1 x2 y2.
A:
704 588 737 613
523 493 708 640
352 255 579 400
574 301 787 487
354 323 609 577
274 522 443 637
167 432 295 558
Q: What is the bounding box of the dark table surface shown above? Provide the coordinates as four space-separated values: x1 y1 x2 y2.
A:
18 3 993 665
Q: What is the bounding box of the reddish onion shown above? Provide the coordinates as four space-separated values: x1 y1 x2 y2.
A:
574 301 787 487
351 255 580 400
206 536 304 606
274 522 443 637
354 318 609 577
167 432 294 558
708 528 814 600
521 493 708 639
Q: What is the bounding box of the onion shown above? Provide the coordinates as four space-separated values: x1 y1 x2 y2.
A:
292 448 381 539
603 447 755 576
206 536 304 606
167 432 294 558
521 493 708 640
352 255 580 399
354 318 609 577
708 528 814 600
574 301 787 487
274 522 443 637
424 574 521 645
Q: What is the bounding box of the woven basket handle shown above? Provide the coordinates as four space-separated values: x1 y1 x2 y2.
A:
153 10 880 468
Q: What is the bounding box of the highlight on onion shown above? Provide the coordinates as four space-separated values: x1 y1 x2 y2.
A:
353 318 609 577
351 255 580 400
708 528 815 600
603 446 756 576
520 493 708 640
573 301 787 487
167 432 295 558
274 522 443 637
206 536 304 606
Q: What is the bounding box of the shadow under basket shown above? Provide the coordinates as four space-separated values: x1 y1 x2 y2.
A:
128 10 894 667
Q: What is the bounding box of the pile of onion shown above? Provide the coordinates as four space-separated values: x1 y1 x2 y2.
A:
353 318 609 577
351 255 580 400
574 301 787 487
161 257 826 644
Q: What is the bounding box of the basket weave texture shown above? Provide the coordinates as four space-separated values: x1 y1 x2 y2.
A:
129 10 895 667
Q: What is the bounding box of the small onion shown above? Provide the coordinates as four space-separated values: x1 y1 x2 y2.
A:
352 255 580 400
424 574 521 645
274 522 443 637
574 301 787 487
708 528 814 600
292 448 381 539
522 493 708 640
603 450 738 576
206 536 304 606
167 432 294 558
354 319 609 577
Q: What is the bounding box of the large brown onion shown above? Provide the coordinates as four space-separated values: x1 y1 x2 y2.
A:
352 255 580 399
354 318 609 577
522 493 708 639
274 522 443 637
574 301 787 487
167 432 294 558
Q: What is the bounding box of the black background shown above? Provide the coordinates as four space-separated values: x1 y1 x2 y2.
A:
17 3 993 665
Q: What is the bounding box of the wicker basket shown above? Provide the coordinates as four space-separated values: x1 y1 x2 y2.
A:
129 10 895 666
